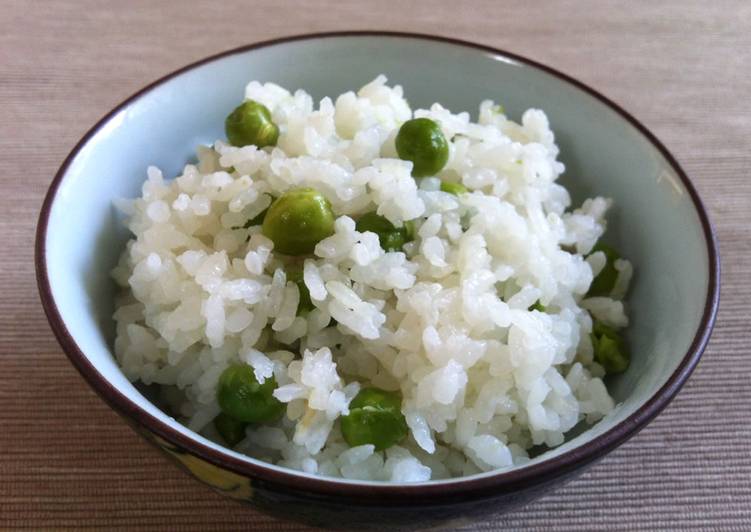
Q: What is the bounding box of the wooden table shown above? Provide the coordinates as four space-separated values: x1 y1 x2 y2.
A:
2 1 749 529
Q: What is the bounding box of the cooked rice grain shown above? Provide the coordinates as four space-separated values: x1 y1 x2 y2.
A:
112 76 630 482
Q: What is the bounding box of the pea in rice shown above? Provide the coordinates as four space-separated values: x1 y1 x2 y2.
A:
111 76 632 482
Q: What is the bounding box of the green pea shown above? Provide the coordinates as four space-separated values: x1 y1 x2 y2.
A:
528 300 546 312
590 321 629 374
340 387 408 451
214 412 247 447
225 100 279 148
440 180 467 196
404 219 417 241
355 212 412 252
297 281 314 314
216 365 285 424
395 118 449 178
261 188 335 255
587 242 621 297
286 267 315 315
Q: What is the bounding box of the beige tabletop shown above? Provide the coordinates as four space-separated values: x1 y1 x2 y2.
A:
2 1 750 530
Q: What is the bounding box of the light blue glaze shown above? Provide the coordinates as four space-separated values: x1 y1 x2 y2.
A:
43 35 714 483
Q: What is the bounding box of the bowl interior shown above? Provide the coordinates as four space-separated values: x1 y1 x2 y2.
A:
41 34 712 483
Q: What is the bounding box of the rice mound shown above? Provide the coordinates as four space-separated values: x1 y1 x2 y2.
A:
112 76 631 482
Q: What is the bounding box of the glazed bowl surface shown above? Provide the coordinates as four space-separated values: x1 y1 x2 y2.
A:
36 32 719 529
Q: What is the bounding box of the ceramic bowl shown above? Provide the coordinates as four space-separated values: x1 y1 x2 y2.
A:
36 32 719 529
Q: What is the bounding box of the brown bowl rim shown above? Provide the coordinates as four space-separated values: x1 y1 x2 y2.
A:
35 30 720 505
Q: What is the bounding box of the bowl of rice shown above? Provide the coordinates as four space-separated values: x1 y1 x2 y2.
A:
36 32 719 529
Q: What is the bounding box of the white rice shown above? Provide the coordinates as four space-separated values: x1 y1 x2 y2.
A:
112 75 630 482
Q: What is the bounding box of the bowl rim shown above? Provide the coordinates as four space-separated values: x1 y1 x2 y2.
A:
35 30 720 505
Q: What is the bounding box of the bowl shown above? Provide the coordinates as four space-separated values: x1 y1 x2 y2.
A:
36 31 719 529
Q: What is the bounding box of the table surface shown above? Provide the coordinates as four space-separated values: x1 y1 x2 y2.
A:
2 1 749 530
